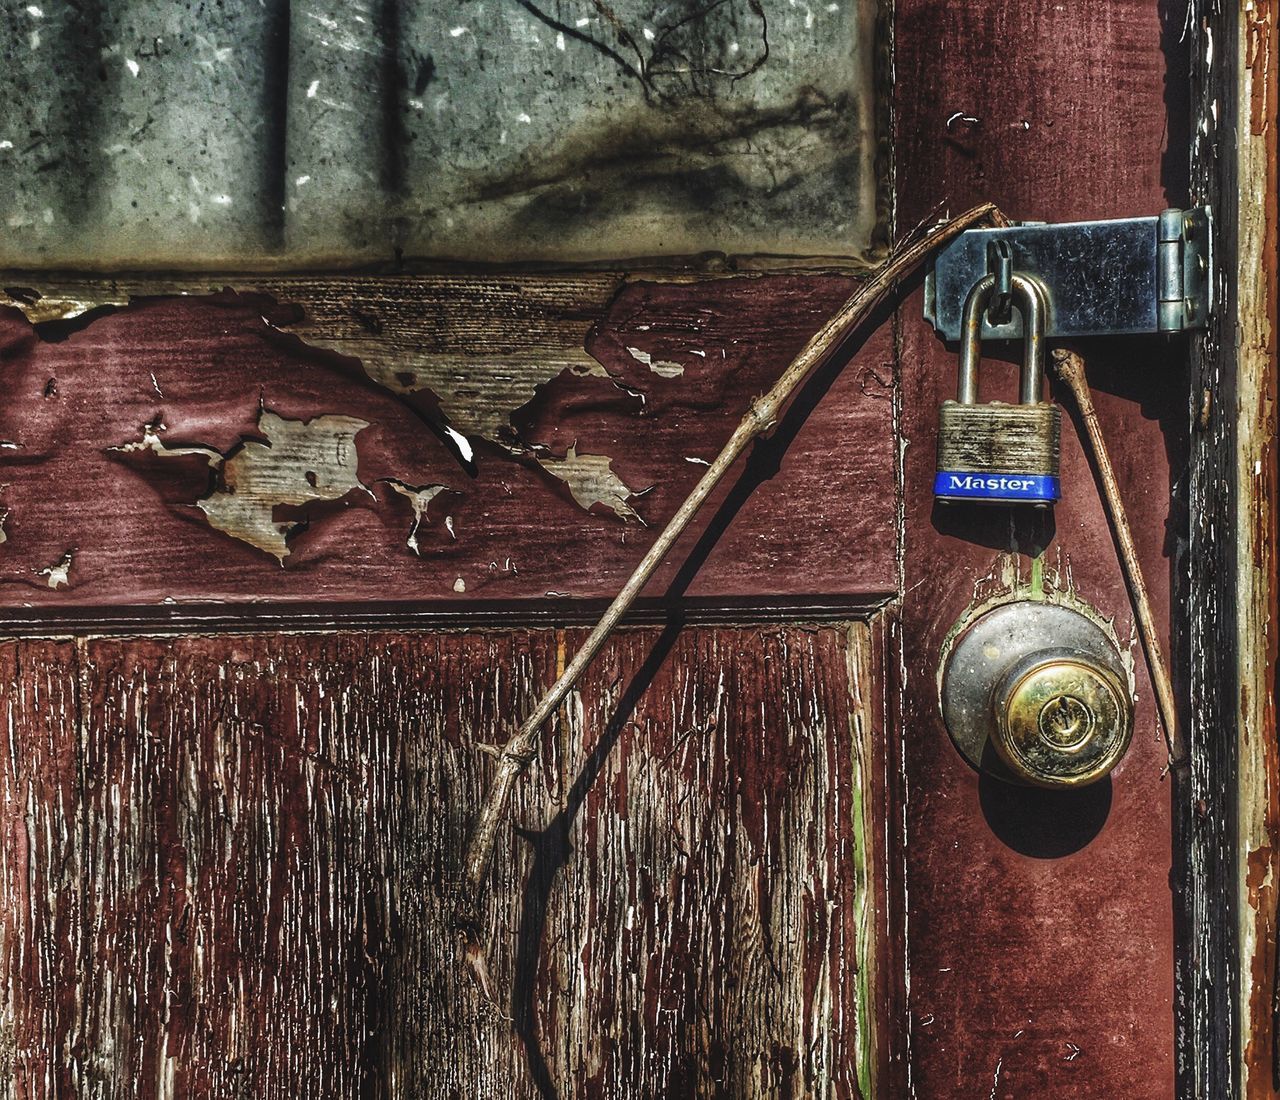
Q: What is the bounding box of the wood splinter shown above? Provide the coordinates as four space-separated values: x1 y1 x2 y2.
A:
457 201 1010 993
1050 348 1186 771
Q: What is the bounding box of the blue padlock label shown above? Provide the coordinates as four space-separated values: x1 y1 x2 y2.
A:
933 472 1060 502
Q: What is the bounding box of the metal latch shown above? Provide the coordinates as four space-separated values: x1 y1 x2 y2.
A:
923 207 1212 341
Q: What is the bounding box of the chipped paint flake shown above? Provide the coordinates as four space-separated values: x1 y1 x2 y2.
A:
626 345 685 378
266 279 617 448
279 324 608 444
110 418 223 467
0 284 131 325
116 409 368 562
381 479 452 556
534 444 644 522
35 549 73 589
200 411 368 562
443 425 474 464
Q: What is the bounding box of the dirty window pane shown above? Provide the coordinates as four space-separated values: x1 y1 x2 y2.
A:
1 0 879 268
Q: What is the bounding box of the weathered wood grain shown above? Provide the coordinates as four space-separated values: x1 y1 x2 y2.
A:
0 640 80 1096
0 623 882 1098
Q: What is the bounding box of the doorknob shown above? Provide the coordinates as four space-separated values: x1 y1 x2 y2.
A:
942 602 1134 787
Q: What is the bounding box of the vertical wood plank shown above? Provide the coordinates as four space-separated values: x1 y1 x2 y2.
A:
0 624 882 1098
892 0 1182 1094
0 640 81 1097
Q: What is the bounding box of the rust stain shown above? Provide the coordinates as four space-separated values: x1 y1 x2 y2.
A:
1247 844 1276 904
1247 2 1275 140
1247 839 1280 1096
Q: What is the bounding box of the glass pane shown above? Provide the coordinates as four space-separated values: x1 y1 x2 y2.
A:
0 0 879 268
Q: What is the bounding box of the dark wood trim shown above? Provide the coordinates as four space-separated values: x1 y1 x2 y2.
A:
1185 1 1279 1096
0 594 894 639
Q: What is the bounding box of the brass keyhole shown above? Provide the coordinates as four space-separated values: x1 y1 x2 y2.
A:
997 658 1131 786
1038 695 1094 749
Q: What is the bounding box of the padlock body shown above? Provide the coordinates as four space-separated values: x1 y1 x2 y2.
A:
934 400 1061 504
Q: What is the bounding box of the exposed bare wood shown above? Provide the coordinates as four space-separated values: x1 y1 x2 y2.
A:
1225 2 1280 1093
267 276 619 446
112 408 371 562
459 202 1005 982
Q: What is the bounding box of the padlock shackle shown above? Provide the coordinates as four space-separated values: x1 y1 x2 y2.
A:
957 273 1048 404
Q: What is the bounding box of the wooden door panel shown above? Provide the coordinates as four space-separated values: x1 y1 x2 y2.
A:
0 278 895 616
0 623 884 1098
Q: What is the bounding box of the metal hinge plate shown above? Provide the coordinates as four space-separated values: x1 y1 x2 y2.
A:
923 207 1212 341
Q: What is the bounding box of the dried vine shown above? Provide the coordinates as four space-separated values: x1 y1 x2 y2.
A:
458 201 1009 991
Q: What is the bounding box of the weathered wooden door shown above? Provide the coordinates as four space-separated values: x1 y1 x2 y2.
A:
0 0 1272 1097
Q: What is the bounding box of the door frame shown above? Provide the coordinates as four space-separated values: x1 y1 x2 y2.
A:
1187 1 1279 1096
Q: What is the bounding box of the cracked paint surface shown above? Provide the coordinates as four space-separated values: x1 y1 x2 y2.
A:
0 277 898 606
0 624 882 1095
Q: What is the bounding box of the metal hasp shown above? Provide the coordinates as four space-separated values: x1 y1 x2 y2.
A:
923 207 1212 340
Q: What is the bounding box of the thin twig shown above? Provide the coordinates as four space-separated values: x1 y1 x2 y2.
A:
458 202 1007 987
1050 348 1186 770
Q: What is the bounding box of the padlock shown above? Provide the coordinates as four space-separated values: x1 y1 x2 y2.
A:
933 272 1060 506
